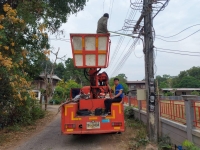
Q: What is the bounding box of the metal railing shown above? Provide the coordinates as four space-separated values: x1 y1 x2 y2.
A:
123 96 200 129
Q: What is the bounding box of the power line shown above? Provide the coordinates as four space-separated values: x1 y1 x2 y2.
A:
108 0 114 27
156 29 200 42
156 49 200 57
108 0 140 66
153 0 170 19
103 0 105 13
50 39 70 42
156 47 200 54
156 24 200 38
111 38 139 76
106 0 140 73
109 38 132 74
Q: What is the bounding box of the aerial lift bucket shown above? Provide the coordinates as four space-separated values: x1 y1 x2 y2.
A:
70 34 111 68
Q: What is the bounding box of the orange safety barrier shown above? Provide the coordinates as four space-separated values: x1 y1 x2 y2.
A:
159 100 186 124
123 96 200 128
193 101 200 128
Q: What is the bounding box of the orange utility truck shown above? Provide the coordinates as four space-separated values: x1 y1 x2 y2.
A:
61 34 125 134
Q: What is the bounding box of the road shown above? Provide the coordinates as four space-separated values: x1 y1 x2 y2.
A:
14 106 121 150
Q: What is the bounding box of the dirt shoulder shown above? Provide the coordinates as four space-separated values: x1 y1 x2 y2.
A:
0 105 60 150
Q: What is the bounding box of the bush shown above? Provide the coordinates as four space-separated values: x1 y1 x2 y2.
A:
164 92 173 96
0 92 45 128
30 106 45 121
124 106 135 119
158 135 172 150
191 91 200 96
182 140 200 150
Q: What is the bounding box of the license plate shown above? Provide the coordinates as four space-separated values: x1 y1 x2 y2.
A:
86 122 100 129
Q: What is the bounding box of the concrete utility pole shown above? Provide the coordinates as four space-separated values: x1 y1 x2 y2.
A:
143 0 158 142
133 0 169 142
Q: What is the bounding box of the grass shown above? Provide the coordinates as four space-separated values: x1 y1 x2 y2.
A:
123 107 151 150
0 110 54 149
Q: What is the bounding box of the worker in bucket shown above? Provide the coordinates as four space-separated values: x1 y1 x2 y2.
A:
97 13 109 34
104 78 123 115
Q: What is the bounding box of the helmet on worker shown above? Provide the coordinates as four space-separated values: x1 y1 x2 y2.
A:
103 13 109 18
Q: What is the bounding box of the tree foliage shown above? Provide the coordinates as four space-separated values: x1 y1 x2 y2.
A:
0 0 87 127
156 66 200 89
54 58 89 86
0 0 87 33
52 80 81 104
177 76 200 88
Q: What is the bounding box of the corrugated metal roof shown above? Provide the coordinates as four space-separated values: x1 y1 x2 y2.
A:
126 81 145 84
39 73 61 81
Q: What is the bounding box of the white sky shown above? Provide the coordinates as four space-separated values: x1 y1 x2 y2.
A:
49 0 200 81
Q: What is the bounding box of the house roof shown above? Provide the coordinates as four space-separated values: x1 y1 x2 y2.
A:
126 81 145 84
161 88 200 91
39 73 61 81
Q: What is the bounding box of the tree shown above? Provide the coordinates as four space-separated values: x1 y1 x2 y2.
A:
0 0 87 33
64 58 89 86
0 3 46 126
171 66 200 88
0 1 87 126
54 62 65 79
187 66 200 80
56 80 81 99
177 76 200 88
156 74 173 88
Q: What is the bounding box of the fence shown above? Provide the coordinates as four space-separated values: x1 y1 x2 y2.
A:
123 95 200 147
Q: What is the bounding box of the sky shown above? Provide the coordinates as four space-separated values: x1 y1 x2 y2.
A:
49 0 200 81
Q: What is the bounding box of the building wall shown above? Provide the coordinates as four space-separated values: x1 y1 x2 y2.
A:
163 91 200 96
127 83 145 90
32 79 58 91
175 91 192 96
127 83 146 96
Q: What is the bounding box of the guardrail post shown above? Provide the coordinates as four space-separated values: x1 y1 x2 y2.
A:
128 94 131 106
182 95 197 142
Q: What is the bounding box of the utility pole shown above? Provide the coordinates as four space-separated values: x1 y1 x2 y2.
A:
143 0 158 142
132 0 169 143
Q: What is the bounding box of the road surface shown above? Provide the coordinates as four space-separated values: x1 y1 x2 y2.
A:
15 106 121 150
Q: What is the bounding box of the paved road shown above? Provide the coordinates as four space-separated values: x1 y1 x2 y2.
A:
15 106 117 150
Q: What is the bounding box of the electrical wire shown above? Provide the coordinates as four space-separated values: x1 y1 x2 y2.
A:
109 0 169 76
103 0 105 13
111 42 136 76
156 49 200 57
156 24 200 38
111 38 139 76
108 0 139 64
106 0 141 73
155 47 200 54
156 29 200 42
153 0 170 19
134 46 143 58
50 38 70 42
109 38 132 73
108 0 114 27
